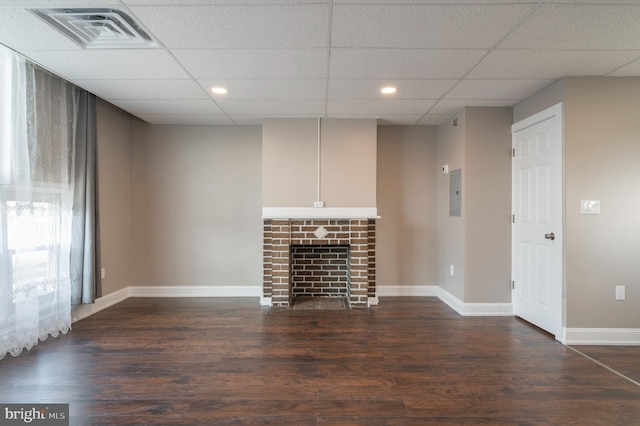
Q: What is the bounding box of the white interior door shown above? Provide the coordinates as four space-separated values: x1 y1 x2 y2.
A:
512 103 563 339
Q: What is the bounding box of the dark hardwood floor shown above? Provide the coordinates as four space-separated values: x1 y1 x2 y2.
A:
1 297 638 425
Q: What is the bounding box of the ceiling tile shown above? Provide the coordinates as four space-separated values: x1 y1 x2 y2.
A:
417 114 451 126
608 57 640 77
429 99 515 115
173 49 329 79
130 4 328 49
375 115 425 126
328 79 456 99
332 4 533 49
328 99 436 115
197 79 326 100
23 50 190 80
446 79 555 100
135 114 233 125
0 7 81 52
109 99 224 115
330 48 486 79
501 4 640 50
216 99 325 115
74 79 208 101
469 49 640 79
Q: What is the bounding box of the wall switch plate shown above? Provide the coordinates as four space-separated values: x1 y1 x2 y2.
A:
313 201 324 208
615 285 625 301
449 264 455 277
442 164 449 174
580 200 601 215
101 268 106 280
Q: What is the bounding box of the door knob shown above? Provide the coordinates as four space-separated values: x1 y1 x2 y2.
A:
545 232 555 241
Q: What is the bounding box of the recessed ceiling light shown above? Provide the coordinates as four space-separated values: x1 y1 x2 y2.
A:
211 87 228 95
381 87 397 94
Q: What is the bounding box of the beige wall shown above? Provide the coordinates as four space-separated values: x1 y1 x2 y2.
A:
436 107 512 303
262 118 377 208
377 126 438 288
564 77 640 328
464 107 512 303
513 79 566 123
96 99 132 295
129 124 263 286
437 110 466 300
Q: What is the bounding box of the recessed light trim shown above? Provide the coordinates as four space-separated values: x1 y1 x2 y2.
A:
211 87 229 95
381 87 397 94
30 8 160 49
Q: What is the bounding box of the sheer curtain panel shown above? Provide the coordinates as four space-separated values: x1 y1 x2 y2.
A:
0 47 93 359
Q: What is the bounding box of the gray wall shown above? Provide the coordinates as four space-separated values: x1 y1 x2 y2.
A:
377 126 438 288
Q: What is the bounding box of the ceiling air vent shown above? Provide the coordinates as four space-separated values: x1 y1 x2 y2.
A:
30 8 160 49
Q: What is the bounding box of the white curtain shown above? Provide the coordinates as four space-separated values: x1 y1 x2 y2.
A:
0 47 76 358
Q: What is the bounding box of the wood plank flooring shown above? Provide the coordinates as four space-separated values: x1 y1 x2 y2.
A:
0 297 638 425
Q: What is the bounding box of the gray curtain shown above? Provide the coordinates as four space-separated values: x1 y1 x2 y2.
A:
70 90 101 305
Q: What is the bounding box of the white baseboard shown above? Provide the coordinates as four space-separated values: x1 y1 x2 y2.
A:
436 287 513 316
563 328 640 346
376 285 439 297
71 287 131 323
129 285 262 298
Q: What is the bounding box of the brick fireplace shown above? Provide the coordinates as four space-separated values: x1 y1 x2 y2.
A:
263 218 376 308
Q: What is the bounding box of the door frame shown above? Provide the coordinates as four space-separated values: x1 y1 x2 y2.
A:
511 102 565 341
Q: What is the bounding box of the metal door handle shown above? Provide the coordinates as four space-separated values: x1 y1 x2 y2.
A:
545 232 555 241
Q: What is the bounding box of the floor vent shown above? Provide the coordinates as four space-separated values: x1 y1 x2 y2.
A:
29 8 160 49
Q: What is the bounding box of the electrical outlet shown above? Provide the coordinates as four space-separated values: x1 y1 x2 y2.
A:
615 286 625 301
101 268 106 280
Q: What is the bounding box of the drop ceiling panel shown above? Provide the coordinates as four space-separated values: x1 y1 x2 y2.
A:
501 4 640 50
375 115 425 126
430 99 515 115
216 99 325 116
74 79 208 101
469 49 640 79
129 4 328 49
0 7 82 52
330 49 486 79
608 58 640 77
328 99 436 115
109 99 224 115
23 50 190 80
332 4 533 49
173 49 329 79
328 79 457 99
135 114 233 125
418 114 451 126
445 79 555 100
197 79 326 100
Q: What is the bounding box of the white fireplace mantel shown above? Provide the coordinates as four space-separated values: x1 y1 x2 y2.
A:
262 207 379 219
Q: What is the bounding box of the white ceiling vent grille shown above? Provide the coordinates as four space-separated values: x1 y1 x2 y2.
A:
30 8 160 49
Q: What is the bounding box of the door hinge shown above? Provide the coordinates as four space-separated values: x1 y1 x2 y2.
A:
512 214 515 224
512 148 515 158
511 280 515 290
